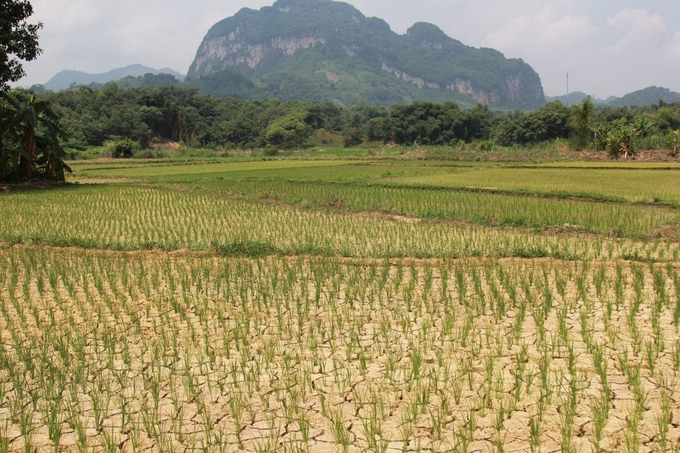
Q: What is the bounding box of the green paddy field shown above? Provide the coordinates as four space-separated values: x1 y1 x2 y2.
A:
2 152 680 452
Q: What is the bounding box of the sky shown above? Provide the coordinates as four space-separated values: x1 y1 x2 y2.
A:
14 0 680 98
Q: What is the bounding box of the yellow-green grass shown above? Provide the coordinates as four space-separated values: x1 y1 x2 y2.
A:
71 159 354 180
534 161 680 169
198 179 679 237
0 185 677 261
72 160 467 185
71 159 680 207
391 167 680 205
55 158 680 241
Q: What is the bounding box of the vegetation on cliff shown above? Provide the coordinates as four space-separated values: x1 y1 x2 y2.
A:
186 0 545 109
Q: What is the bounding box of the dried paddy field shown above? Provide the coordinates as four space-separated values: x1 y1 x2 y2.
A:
2 157 680 452
2 248 680 452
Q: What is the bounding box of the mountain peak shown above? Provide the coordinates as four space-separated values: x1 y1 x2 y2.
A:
406 23 452 49
273 0 338 10
188 0 545 108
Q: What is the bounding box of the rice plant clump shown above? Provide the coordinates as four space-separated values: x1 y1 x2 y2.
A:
0 246 679 452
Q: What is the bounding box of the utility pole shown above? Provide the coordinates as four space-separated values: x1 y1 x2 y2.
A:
566 72 570 107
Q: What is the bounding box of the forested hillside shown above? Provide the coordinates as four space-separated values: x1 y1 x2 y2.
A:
186 0 545 109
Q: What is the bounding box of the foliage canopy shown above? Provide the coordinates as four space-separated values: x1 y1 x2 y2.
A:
0 91 72 181
16 80 680 159
0 0 42 89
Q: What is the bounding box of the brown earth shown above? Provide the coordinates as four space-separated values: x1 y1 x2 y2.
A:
0 246 679 452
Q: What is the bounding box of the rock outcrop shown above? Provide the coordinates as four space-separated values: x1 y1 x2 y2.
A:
188 0 546 109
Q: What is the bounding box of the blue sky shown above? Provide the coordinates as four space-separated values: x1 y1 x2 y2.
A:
16 0 680 98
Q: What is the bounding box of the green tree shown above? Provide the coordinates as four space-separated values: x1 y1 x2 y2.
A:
506 101 570 145
139 106 164 131
0 91 72 181
365 117 390 141
343 126 364 147
265 109 312 148
571 96 594 149
668 129 679 157
0 0 42 89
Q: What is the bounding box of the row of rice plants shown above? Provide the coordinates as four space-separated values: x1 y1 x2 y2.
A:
390 167 680 206
1 246 680 452
1 186 678 261
202 179 679 237
73 159 351 180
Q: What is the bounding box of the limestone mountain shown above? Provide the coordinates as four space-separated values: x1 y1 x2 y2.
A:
187 0 545 109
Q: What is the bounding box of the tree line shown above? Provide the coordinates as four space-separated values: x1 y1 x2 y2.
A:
2 83 680 181
44 85 680 151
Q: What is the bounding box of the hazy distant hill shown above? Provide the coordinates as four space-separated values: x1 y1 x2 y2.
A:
606 86 680 107
44 64 184 91
545 92 599 106
547 86 680 108
187 0 545 109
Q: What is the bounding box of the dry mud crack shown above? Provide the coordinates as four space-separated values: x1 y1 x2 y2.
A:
1 246 680 452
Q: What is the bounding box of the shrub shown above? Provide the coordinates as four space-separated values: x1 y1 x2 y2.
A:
479 140 494 152
667 130 679 157
264 145 279 156
109 138 141 158
343 127 364 148
265 110 312 149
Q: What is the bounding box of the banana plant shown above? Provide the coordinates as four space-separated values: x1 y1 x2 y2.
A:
668 129 679 157
606 119 635 159
605 117 655 159
590 123 611 151
0 91 74 181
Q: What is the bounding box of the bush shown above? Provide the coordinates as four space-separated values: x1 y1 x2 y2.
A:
134 149 170 159
263 145 279 156
109 138 141 158
343 127 364 148
606 121 636 159
265 110 312 149
667 130 679 157
479 140 494 151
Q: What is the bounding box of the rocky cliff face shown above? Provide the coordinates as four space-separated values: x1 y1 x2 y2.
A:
188 0 546 109
191 33 326 74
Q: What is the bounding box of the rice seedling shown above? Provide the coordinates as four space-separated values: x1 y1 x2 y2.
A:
1 184 679 261
529 414 541 453
328 406 351 453
655 375 674 453
1 155 679 452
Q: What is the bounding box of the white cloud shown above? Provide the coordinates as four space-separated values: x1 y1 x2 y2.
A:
587 8 680 95
604 9 670 54
482 6 598 96
11 0 680 98
32 0 103 32
670 31 680 59
485 10 597 52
